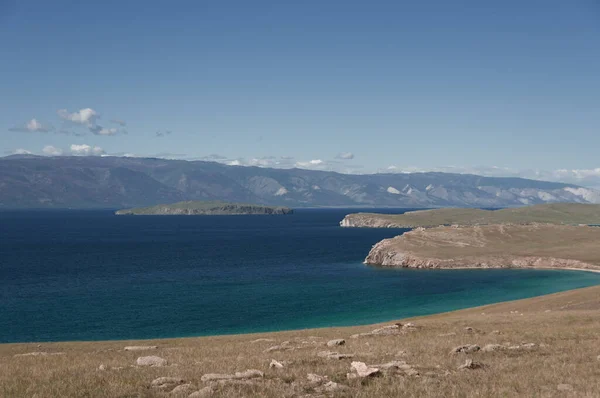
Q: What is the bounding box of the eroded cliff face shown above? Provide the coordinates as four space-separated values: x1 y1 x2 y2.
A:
364 224 600 272
339 214 401 228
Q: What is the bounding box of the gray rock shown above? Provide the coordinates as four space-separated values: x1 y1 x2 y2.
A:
481 344 504 352
438 332 457 337
451 344 480 354
350 361 381 378
458 359 484 370
317 350 354 360
98 364 107 371
124 345 158 351
269 359 284 369
188 386 215 398
200 369 263 382
151 376 185 390
326 339 346 347
170 384 196 395
307 373 327 384
136 356 167 367
322 381 350 392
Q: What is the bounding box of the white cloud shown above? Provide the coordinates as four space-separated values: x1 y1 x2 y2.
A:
13 148 32 155
90 126 118 136
110 119 127 126
336 152 354 160
9 118 53 133
42 145 63 156
57 108 98 126
70 144 105 156
295 159 325 168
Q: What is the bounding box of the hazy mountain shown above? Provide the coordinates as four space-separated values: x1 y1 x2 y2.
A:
1 155 599 209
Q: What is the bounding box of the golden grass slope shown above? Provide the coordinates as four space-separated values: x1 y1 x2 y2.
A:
341 203 600 228
2 285 600 397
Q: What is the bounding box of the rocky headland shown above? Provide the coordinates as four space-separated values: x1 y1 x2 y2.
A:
364 223 600 271
341 203 600 228
115 201 293 216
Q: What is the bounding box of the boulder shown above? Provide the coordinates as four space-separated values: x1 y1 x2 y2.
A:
350 361 381 378
98 364 107 371
269 359 284 369
326 339 346 347
322 381 350 392
136 356 167 367
458 359 484 370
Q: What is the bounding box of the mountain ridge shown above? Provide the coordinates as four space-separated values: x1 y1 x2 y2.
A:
1 155 598 209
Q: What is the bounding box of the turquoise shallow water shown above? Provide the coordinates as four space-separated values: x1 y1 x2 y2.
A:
1 208 600 343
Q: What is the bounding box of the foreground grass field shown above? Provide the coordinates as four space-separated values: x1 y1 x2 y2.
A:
2 285 600 397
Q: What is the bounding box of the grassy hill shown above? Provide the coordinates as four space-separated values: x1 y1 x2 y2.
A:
342 203 600 228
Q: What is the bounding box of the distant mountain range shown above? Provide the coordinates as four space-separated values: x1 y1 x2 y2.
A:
1 155 599 209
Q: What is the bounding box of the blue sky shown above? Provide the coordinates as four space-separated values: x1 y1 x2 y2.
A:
1 0 599 184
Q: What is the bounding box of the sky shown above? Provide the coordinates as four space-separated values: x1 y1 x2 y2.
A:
1 0 600 186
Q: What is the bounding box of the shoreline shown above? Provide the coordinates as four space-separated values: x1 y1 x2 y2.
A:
4 284 600 396
3 273 600 346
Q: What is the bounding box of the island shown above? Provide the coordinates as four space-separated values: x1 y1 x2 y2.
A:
340 203 600 228
115 201 293 216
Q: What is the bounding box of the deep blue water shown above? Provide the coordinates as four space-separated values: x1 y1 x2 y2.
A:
1 208 600 344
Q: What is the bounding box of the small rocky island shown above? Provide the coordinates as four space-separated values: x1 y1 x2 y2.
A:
115 201 293 216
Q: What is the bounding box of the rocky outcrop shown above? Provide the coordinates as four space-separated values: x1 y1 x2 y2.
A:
364 224 600 271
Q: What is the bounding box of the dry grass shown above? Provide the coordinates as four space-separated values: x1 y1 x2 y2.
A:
2 285 600 397
344 203 600 228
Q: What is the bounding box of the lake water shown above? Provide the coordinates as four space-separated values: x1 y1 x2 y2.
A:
1 208 600 343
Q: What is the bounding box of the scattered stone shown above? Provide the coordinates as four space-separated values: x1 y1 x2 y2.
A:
150 376 185 390
438 332 457 337
250 338 276 344
124 345 158 351
597 355 600 361
322 381 350 392
507 343 537 351
458 359 484 370
490 330 501 335
317 351 354 360
188 386 215 398
371 360 420 376
557 384 574 392
264 341 293 352
136 356 167 367
200 369 263 382
14 352 65 357
544 309 552 313
349 361 381 378
395 350 407 357
170 383 196 395
481 344 504 352
307 373 327 384
326 339 346 347
269 359 284 369
451 344 480 354
464 327 474 332
350 324 402 338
